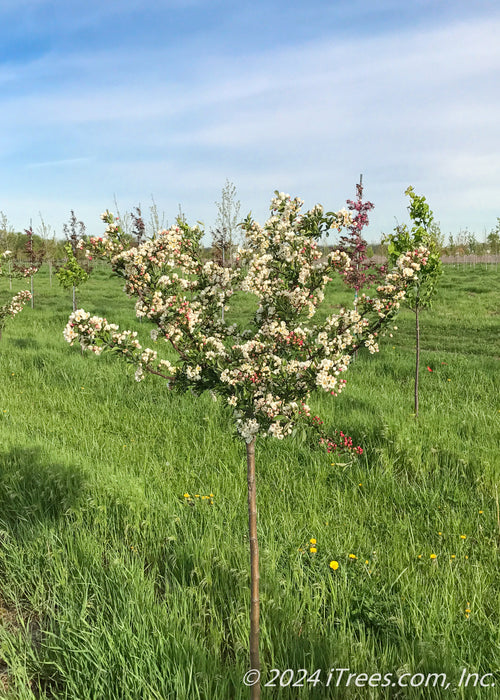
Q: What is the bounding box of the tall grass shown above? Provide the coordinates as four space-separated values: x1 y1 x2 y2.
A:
0 264 499 698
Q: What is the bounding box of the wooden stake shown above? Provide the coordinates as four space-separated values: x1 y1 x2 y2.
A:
246 437 260 699
414 298 420 417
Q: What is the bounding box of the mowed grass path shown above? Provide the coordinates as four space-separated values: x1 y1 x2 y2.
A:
0 264 499 699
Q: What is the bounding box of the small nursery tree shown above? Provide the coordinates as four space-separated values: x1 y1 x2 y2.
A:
487 218 500 256
130 206 146 247
384 187 442 416
13 225 44 308
211 226 232 268
214 179 241 268
337 176 386 300
0 251 32 341
64 192 429 698
57 211 92 311
56 243 90 312
37 214 59 287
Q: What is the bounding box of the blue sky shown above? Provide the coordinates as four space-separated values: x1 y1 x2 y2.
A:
1 0 499 243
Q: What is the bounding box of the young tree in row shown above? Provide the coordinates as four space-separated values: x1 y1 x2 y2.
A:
487 218 500 256
64 193 429 699
212 179 241 268
0 251 32 341
13 226 44 308
384 187 442 417
337 176 385 301
37 214 59 286
56 211 92 311
130 206 146 247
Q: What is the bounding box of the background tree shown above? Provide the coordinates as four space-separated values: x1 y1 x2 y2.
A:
0 212 16 290
63 210 86 255
0 212 16 253
213 179 241 268
487 218 500 255
13 225 44 308
0 251 31 340
211 226 232 267
37 214 59 286
131 206 146 247
56 243 90 311
57 211 92 311
337 176 386 301
384 186 442 417
148 195 167 237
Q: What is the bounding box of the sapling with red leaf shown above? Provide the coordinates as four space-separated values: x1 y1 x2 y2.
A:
337 177 385 301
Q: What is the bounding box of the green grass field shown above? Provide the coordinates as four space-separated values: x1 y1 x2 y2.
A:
1 264 499 698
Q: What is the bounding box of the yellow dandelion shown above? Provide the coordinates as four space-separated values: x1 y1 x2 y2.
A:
465 608 471 613
460 534 467 540
451 555 456 559
310 547 317 553
430 553 437 559
310 538 317 545
183 493 190 498
438 532 442 536
329 560 339 570
209 493 214 498
194 494 200 498
365 560 369 565
418 554 422 559
348 554 357 560
479 510 483 514
465 555 469 559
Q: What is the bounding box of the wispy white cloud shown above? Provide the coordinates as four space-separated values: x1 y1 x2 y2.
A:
26 156 93 168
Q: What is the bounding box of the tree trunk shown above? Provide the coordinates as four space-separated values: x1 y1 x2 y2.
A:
72 285 76 312
414 299 420 417
246 437 261 699
31 275 34 309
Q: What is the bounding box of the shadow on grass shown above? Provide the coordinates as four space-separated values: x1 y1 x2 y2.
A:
0 446 86 535
8 337 39 349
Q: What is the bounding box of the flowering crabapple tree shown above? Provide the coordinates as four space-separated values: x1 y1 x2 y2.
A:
0 251 32 341
383 187 442 417
64 192 429 699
